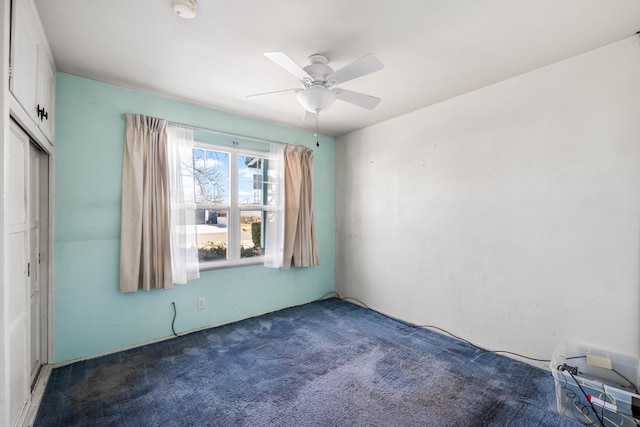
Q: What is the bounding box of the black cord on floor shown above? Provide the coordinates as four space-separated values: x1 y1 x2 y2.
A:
171 302 178 337
611 367 638 394
319 292 554 364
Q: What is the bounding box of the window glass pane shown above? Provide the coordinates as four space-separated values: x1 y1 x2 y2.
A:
193 148 229 205
238 154 266 206
240 210 263 258
191 144 276 267
196 208 228 261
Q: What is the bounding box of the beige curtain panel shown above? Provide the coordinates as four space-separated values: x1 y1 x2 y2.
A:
120 113 173 292
283 145 319 269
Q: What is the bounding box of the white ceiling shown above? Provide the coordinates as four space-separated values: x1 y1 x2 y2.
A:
34 0 640 137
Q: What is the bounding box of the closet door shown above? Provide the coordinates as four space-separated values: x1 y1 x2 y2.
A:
7 122 30 427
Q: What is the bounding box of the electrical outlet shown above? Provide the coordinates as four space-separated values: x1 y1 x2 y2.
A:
197 297 206 310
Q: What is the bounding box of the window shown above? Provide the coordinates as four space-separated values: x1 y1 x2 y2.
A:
192 143 278 269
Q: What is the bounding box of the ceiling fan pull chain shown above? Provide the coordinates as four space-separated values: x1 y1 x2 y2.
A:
315 112 320 147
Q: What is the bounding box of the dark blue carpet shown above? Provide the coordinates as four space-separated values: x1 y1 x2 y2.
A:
35 298 580 426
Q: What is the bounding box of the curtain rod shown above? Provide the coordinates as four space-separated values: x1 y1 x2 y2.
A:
124 113 291 147
168 120 282 146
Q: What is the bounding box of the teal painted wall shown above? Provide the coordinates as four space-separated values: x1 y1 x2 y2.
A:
54 73 335 363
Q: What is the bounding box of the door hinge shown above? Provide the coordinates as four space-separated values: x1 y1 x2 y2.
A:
8 64 13 78
27 262 31 277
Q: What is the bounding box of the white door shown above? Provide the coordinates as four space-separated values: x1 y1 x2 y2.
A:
8 122 30 427
7 121 49 427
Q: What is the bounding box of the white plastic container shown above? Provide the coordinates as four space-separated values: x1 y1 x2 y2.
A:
551 341 640 427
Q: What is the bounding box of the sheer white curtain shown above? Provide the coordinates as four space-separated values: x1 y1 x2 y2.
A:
166 124 200 284
264 142 285 268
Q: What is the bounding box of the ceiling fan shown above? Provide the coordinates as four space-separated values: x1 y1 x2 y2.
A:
249 52 384 120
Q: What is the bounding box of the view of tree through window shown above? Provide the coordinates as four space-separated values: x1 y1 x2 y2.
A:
192 145 273 266
193 149 228 205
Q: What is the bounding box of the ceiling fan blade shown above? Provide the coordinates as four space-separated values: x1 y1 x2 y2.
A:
264 52 312 82
247 88 300 98
328 54 384 85
335 89 381 110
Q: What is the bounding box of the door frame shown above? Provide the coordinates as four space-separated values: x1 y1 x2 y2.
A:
6 117 54 427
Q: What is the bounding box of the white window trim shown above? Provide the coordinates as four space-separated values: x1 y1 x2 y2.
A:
194 142 272 271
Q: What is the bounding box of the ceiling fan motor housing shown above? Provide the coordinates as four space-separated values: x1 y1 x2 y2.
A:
303 55 335 87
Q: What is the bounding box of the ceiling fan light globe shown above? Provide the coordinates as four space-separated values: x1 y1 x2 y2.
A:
297 86 337 113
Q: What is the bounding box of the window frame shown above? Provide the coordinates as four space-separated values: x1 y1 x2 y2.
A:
193 141 276 271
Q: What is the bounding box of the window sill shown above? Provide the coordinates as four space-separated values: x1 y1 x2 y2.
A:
199 256 264 271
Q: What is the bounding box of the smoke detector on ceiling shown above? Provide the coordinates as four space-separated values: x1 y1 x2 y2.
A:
170 0 197 19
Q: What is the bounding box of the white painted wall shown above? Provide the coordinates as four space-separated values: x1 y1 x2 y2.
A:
336 36 640 366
